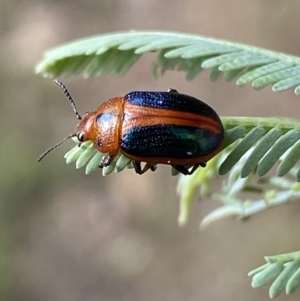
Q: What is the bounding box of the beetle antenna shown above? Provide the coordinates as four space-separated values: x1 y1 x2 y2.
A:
37 134 75 162
54 79 82 120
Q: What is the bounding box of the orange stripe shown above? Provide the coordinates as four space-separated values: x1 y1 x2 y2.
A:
123 103 223 135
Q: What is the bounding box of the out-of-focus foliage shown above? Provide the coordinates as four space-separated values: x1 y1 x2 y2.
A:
249 251 300 298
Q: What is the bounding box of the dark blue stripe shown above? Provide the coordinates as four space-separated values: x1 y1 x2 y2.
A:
124 91 220 119
120 124 223 159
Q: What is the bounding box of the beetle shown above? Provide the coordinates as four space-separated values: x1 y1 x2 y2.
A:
38 80 224 175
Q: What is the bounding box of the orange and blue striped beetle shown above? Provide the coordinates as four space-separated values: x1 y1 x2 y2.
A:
38 80 224 175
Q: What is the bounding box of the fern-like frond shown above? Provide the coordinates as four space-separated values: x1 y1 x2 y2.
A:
36 31 300 94
221 117 300 179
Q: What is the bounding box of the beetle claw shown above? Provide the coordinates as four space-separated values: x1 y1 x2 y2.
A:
133 161 157 174
150 165 157 172
172 163 205 175
99 156 113 168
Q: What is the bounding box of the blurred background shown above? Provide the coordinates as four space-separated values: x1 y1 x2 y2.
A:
2 0 300 300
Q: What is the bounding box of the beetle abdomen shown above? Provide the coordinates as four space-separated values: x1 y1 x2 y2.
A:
121 91 224 165
120 124 223 161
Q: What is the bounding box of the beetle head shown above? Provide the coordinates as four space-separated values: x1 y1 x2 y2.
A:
75 111 97 143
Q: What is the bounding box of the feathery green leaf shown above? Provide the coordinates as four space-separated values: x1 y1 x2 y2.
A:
36 31 300 95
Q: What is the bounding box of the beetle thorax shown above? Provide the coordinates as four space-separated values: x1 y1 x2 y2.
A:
93 97 125 153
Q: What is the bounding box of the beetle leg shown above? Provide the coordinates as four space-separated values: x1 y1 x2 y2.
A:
187 164 201 174
150 165 157 172
167 88 179 94
133 161 157 174
172 163 205 175
133 161 142 173
171 165 189 175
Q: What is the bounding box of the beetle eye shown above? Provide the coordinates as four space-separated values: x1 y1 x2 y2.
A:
77 132 85 142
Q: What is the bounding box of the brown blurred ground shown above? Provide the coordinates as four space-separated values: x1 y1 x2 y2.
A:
1 0 300 300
